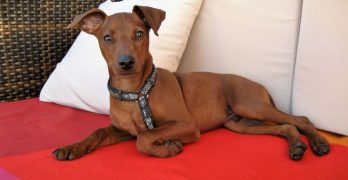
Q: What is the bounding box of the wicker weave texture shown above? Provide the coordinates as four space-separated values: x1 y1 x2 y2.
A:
0 1 102 102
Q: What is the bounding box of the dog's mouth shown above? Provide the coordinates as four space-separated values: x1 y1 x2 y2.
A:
117 69 137 77
121 65 133 71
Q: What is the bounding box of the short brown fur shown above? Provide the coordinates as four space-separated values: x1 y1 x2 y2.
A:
53 6 330 160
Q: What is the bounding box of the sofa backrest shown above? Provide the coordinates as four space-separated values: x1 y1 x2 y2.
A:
0 1 102 102
178 0 302 113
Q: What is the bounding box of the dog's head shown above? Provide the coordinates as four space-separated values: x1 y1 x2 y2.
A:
67 6 165 76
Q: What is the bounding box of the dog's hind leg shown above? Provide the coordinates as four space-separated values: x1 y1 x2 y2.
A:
224 119 307 160
52 125 134 160
231 102 330 157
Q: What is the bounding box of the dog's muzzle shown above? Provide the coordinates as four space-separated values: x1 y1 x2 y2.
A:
118 55 135 70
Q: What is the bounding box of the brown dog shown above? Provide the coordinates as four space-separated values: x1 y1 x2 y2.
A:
53 6 330 161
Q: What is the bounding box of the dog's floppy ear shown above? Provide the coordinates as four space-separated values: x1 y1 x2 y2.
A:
66 8 106 35
132 5 166 36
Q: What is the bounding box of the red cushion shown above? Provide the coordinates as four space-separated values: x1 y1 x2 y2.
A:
0 98 109 157
0 130 348 179
1 99 348 179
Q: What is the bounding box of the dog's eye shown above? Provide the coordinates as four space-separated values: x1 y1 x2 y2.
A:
104 34 112 42
135 31 144 39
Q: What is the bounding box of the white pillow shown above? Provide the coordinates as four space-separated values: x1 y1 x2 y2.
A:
178 0 302 113
39 0 203 114
292 0 348 135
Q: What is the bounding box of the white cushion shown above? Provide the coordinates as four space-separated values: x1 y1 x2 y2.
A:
40 0 203 114
292 0 348 135
178 0 302 113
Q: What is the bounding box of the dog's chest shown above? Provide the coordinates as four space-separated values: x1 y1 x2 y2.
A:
110 102 147 136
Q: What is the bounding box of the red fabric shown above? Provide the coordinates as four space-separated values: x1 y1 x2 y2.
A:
0 98 110 157
0 130 348 179
1 98 348 179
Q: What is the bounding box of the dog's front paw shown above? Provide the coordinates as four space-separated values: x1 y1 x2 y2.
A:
309 135 330 156
163 140 184 156
150 139 183 158
52 144 91 161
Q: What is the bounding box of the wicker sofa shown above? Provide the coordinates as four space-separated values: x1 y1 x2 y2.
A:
1 0 348 179
0 1 103 102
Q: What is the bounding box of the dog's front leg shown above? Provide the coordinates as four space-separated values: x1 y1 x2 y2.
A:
136 122 200 158
53 125 134 160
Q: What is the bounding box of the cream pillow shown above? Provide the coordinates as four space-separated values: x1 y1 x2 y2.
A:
292 0 348 135
40 0 203 114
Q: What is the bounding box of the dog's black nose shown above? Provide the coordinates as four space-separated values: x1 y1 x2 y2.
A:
118 55 135 70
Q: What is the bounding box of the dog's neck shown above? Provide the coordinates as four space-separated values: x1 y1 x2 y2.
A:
107 56 157 129
109 55 154 93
